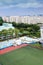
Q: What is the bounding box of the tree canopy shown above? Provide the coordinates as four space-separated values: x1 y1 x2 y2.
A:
0 17 3 25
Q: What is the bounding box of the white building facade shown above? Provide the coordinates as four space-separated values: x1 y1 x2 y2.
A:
2 16 43 24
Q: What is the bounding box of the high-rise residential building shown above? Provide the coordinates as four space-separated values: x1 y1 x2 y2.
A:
2 16 10 22
2 16 43 24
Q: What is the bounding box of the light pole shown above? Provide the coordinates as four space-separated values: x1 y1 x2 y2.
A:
40 23 43 47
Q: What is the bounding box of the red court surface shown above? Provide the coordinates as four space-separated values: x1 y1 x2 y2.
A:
0 44 28 55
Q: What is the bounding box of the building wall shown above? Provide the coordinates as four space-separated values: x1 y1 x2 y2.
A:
2 16 43 24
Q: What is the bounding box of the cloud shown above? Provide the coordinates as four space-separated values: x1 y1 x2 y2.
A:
0 0 43 9
0 3 43 9
15 2 43 8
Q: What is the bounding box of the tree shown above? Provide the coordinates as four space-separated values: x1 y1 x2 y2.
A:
12 22 17 27
0 17 3 25
1 29 8 37
8 28 15 37
14 28 20 37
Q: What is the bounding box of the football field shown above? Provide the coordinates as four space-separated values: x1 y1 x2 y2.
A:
0 46 43 65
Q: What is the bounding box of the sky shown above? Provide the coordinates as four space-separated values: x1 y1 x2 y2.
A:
0 0 43 16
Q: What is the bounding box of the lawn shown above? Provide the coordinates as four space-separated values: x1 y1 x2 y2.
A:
0 46 43 65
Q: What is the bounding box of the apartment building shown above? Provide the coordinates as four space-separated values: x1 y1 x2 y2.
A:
2 16 43 24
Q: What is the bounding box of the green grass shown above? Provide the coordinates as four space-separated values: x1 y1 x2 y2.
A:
0 46 43 65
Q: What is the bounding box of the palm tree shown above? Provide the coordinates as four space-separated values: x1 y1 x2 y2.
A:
1 29 8 40
0 31 2 40
14 28 20 38
8 28 15 38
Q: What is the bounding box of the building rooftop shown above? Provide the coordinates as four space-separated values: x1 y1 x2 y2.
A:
0 23 14 31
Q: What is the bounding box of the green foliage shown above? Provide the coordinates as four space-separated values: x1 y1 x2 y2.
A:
31 43 41 47
0 22 40 41
0 28 15 40
14 28 20 37
0 17 3 25
1 29 8 36
12 22 17 27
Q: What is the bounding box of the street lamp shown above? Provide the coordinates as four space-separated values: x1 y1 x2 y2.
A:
39 23 43 47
